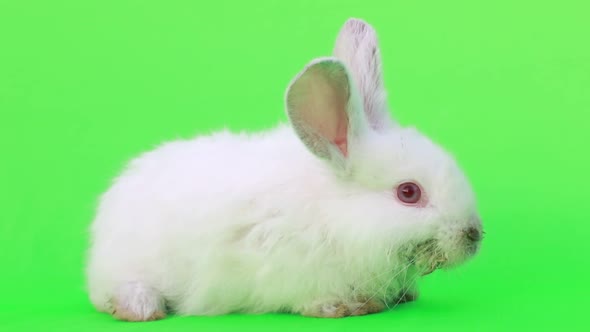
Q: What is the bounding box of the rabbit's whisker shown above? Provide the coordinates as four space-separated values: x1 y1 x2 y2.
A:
348 258 416 317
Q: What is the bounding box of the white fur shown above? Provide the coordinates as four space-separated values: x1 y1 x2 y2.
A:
86 18 481 318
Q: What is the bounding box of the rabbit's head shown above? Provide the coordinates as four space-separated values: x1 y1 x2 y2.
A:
285 19 482 274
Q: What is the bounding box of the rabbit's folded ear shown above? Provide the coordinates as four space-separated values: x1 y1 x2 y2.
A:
286 58 368 167
334 18 394 130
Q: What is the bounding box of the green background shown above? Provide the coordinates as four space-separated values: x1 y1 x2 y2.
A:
1 1 589 331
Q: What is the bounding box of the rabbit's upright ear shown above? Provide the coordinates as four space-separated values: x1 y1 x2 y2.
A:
334 18 394 130
286 58 368 167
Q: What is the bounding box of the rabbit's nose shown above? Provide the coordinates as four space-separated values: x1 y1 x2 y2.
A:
464 227 482 242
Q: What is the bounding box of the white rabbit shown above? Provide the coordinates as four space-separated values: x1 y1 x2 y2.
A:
86 18 483 321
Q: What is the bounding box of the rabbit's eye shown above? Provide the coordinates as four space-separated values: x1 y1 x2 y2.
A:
397 182 421 204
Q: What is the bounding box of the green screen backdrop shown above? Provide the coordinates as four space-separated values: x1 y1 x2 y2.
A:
1 1 589 331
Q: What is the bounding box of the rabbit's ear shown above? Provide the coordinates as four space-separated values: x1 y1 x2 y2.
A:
286 58 368 165
334 18 394 130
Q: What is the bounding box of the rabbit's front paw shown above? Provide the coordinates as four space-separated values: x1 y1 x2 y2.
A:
302 299 384 318
347 298 385 316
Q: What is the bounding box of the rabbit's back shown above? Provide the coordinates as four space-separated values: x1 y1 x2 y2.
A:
87 125 329 314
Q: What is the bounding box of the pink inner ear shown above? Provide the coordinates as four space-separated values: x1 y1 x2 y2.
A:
333 126 348 156
307 64 350 157
334 138 348 157
287 60 352 158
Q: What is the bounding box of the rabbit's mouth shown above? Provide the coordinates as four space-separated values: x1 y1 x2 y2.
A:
407 227 483 276
407 239 448 276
